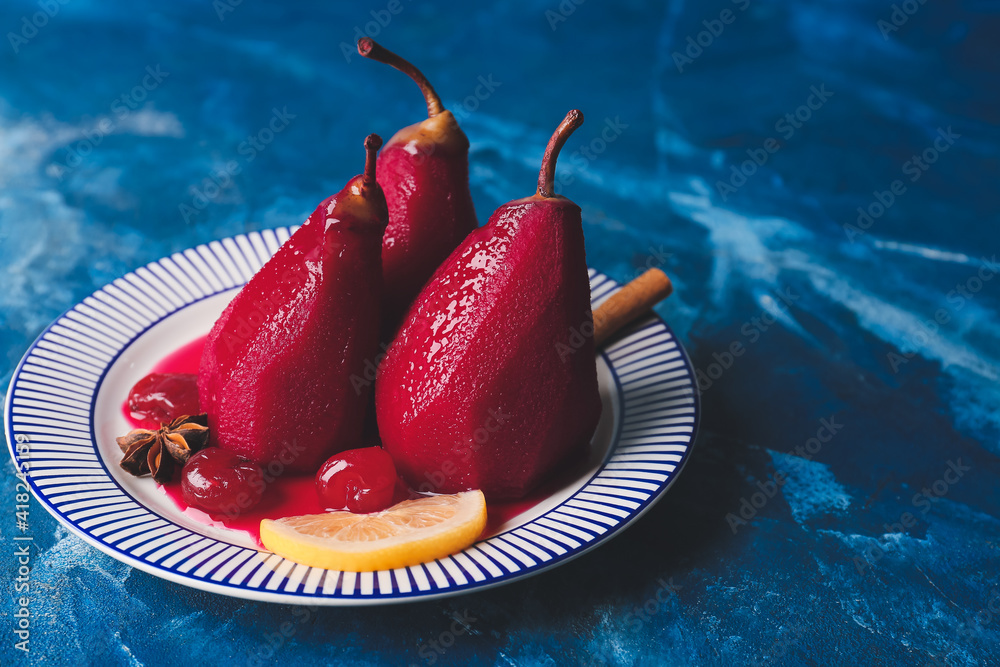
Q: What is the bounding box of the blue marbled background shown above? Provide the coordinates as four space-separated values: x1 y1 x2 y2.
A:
2 0 999 665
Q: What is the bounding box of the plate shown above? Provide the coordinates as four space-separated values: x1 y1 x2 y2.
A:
4 228 699 605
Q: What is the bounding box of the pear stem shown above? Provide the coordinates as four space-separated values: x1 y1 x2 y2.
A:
537 110 584 198
363 133 382 192
357 38 445 118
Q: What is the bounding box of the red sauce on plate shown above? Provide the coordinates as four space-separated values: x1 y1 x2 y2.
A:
159 474 324 547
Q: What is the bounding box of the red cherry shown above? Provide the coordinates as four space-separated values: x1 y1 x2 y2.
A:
181 448 264 515
316 447 398 513
128 372 200 424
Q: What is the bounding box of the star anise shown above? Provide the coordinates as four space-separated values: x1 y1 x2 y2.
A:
116 414 210 483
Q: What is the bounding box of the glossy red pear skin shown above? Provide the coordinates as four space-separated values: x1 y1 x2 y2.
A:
379 114 478 324
198 177 387 473
375 196 601 500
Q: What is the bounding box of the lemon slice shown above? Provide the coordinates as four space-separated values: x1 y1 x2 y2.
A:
260 490 487 571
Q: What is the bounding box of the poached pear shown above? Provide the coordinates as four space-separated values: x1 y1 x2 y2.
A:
357 38 478 327
198 135 388 473
375 111 601 500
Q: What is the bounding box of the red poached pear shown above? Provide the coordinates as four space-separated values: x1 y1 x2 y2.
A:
198 135 388 473
357 38 478 326
375 111 601 500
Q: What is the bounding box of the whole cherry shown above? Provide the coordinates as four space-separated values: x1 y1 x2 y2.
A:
181 448 265 515
128 372 200 424
315 447 398 514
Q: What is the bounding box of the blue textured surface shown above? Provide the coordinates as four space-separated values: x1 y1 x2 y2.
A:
2 1 999 665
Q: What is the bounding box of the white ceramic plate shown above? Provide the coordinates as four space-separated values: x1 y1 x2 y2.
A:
4 228 699 605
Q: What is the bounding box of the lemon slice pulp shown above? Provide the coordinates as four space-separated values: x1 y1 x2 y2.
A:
260 490 487 571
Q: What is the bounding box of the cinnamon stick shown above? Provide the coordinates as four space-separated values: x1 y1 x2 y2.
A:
593 268 673 347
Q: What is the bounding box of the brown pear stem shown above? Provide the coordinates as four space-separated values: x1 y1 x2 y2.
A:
593 268 674 347
363 133 382 192
537 110 584 198
357 38 444 118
